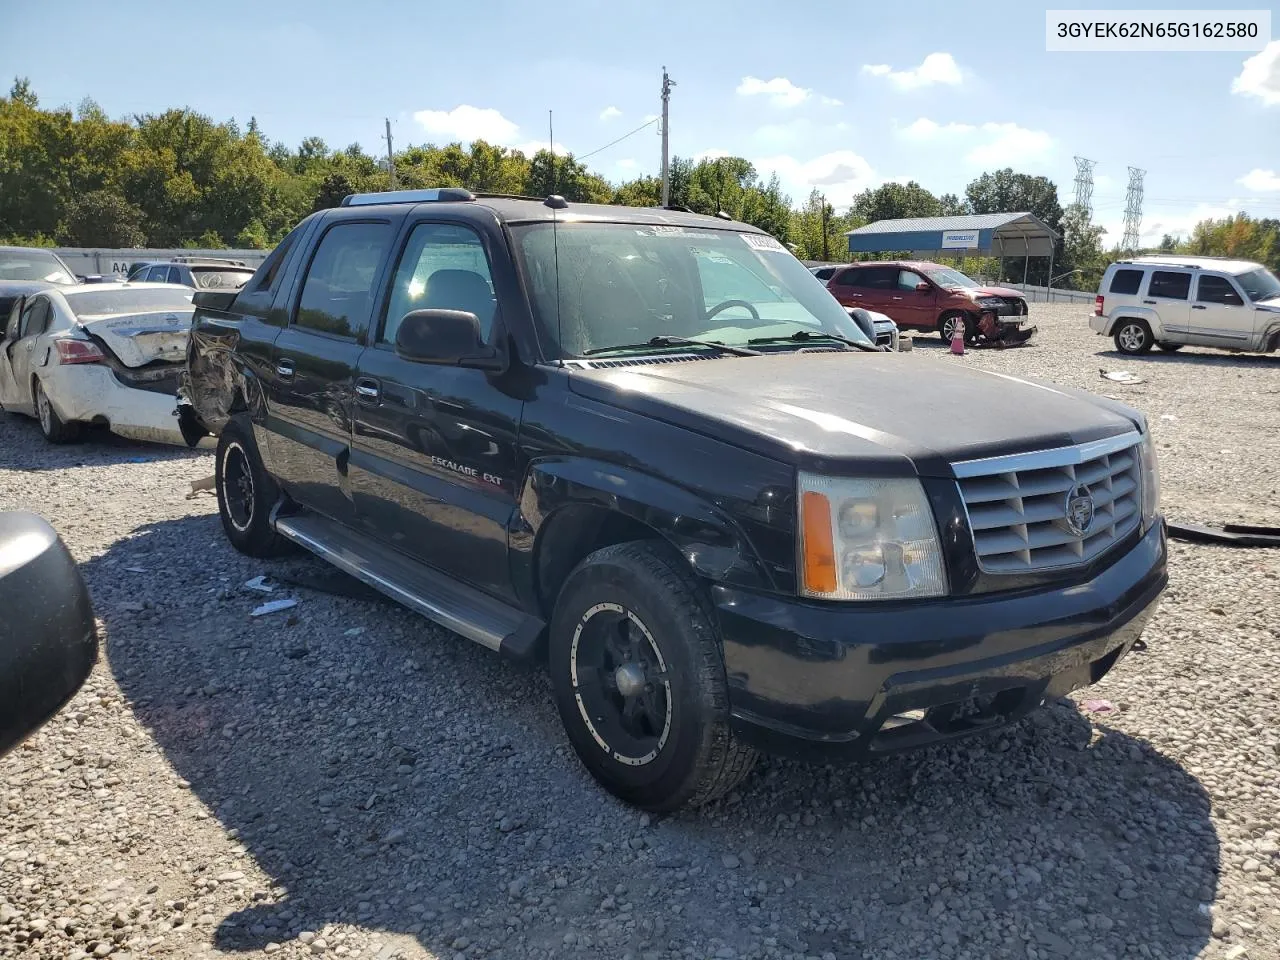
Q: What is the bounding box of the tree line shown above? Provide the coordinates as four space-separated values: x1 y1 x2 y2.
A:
2 79 1275 292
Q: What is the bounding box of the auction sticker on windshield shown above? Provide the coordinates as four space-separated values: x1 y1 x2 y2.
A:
741 234 787 253
634 226 719 239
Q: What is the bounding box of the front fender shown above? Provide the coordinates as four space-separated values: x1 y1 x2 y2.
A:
516 458 778 601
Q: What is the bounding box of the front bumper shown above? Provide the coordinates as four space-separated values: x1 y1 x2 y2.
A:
43 366 191 446
715 521 1166 760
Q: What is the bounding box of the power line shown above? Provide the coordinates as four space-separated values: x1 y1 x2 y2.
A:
576 116 660 162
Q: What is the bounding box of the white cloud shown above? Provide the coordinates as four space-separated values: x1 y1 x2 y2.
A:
1125 202 1238 247
966 122 1052 165
861 53 962 91
413 105 519 144
1232 40 1280 105
899 117 975 139
752 150 877 208
1239 168 1280 191
820 95 844 106
736 76 811 107
615 157 639 171
752 119 814 149
600 105 622 121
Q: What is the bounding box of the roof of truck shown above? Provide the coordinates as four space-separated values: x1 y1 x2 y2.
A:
337 190 766 233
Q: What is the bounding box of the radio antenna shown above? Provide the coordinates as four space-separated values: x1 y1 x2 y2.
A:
548 110 555 194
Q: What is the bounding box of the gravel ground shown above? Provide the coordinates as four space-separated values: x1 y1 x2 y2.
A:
2 302 1278 960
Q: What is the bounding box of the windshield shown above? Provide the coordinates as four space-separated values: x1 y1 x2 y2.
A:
191 268 255 290
511 222 871 356
0 250 75 284
922 266 979 289
64 286 194 318
1236 267 1280 302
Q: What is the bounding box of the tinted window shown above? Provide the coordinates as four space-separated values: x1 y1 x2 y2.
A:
1196 275 1243 305
19 298 52 338
247 222 307 295
382 223 496 345
145 265 169 282
1148 271 1190 300
897 270 926 292
167 266 184 285
295 221 393 339
812 267 835 281
1109 269 1143 295
857 267 897 290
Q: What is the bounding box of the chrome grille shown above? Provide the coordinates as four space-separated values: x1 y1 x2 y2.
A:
954 433 1143 573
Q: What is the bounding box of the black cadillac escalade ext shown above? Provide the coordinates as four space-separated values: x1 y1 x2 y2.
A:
179 188 1167 812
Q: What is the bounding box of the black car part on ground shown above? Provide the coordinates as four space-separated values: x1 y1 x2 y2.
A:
1168 522 1280 548
0 511 98 758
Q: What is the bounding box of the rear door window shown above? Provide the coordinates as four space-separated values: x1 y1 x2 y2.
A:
1109 269 1144 295
1147 271 1190 300
294 221 394 340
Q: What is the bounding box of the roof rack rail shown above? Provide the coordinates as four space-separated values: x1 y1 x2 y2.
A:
341 187 476 206
170 256 248 267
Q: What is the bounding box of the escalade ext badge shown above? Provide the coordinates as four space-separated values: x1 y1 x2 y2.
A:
187 192 1168 813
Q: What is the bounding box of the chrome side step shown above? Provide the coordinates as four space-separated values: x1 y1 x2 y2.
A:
273 513 544 659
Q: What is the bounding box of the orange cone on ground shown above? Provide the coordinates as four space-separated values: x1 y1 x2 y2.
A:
950 316 966 355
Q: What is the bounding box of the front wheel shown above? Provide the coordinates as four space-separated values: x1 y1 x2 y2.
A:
938 312 974 344
549 541 756 812
215 418 291 557
34 379 80 444
1113 319 1153 355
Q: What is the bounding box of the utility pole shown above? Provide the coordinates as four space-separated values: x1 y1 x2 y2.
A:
660 67 675 207
384 118 397 190
1121 166 1145 253
820 194 830 261
1072 156 1096 219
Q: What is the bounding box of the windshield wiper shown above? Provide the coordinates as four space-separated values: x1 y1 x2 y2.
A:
747 330 880 352
582 335 761 357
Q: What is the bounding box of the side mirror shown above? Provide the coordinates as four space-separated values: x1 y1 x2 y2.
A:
0 511 97 759
394 309 504 371
915 281 931 293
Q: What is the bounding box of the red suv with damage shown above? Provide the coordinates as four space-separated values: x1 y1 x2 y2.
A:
824 261 1035 345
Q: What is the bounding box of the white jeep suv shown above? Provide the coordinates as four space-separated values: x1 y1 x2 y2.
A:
1090 255 1280 355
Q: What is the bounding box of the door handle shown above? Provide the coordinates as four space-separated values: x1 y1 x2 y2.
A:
1191 304 1207 310
354 378 381 402
1142 299 1156 305
276 359 295 380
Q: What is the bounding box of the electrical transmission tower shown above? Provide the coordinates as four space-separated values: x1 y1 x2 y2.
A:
1121 167 1145 252
1072 156 1096 218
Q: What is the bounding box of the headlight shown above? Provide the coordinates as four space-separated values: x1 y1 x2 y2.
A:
975 296 1005 308
1138 431 1161 530
798 473 947 600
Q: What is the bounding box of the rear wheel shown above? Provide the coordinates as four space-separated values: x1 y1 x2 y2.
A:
215 418 291 557
1114 319 1153 355
34 379 80 444
549 541 756 812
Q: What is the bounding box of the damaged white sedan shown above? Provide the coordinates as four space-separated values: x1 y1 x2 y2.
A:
0 283 199 446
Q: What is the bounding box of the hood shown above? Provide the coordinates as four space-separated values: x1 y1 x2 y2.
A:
77 309 192 367
568 352 1142 476
972 285 1025 299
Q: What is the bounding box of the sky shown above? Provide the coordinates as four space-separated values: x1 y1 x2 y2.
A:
2 0 1279 246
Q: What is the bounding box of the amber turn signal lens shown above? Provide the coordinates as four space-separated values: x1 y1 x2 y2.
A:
801 490 837 594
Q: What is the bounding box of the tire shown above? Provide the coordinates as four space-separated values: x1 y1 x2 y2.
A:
549 541 757 812
215 418 291 557
34 378 80 444
938 311 973 344
1113 319 1153 355
1155 342 1183 352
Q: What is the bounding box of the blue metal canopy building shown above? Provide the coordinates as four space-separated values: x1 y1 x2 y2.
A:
846 211 1060 286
